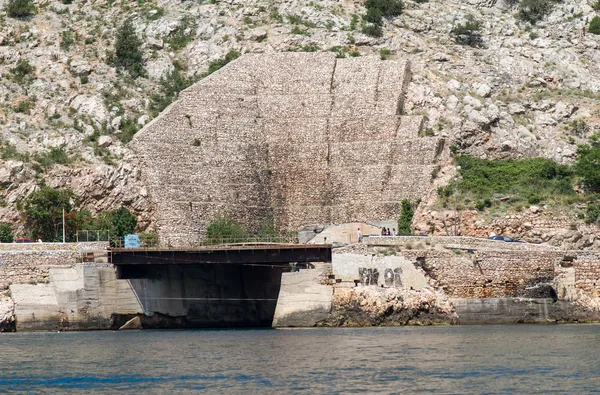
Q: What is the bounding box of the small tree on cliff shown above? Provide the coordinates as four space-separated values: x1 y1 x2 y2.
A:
22 187 74 242
5 0 35 18
397 199 414 236
574 133 600 192
112 207 137 236
0 223 14 243
589 16 600 35
114 18 146 78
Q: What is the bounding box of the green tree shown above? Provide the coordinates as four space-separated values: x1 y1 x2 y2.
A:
10 59 35 84
450 17 483 47
205 216 248 244
112 207 137 236
364 7 383 24
22 187 74 242
149 68 196 116
365 0 404 17
114 18 146 78
589 16 600 35
518 0 554 24
5 0 35 18
206 50 241 75
397 199 414 236
0 222 14 243
574 133 600 192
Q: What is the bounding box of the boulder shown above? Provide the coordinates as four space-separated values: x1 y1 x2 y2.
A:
508 103 526 115
69 57 92 76
69 95 108 125
473 82 492 98
98 136 112 148
119 316 142 330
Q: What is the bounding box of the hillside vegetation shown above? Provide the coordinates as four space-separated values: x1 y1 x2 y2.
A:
0 0 597 240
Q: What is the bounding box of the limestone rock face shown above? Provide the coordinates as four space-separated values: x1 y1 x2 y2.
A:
133 53 447 246
0 294 15 331
321 286 458 326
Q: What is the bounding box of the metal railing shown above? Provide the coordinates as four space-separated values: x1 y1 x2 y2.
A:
76 230 111 242
108 234 300 249
200 235 299 246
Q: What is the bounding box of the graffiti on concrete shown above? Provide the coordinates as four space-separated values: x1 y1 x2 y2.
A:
358 268 379 286
358 267 403 287
384 268 403 287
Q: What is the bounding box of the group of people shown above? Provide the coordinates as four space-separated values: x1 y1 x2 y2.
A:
381 227 396 236
356 226 398 243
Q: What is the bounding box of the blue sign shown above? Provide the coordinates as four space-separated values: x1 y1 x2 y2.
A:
124 234 141 248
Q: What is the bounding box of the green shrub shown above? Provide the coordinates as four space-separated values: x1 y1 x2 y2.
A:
13 98 35 114
362 23 383 37
365 0 404 17
594 0 600 11
6 0 35 18
569 119 590 136
585 203 600 224
149 68 196 117
518 0 554 24
117 117 139 144
0 142 29 162
475 199 492 211
33 146 71 170
112 207 137 236
364 7 383 24
574 133 600 191
22 187 74 242
0 222 14 243
166 16 197 50
398 199 414 236
78 207 137 238
441 155 575 209
205 216 249 244
291 26 310 35
206 50 241 75
10 59 35 83
450 17 483 47
60 30 75 51
589 16 600 35
379 48 393 60
140 231 158 247
114 18 146 78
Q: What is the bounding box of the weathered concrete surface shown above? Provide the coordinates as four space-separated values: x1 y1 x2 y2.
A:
11 264 143 331
11 261 287 331
451 298 600 324
133 53 446 247
451 298 554 324
332 252 428 289
272 264 333 327
274 240 600 327
301 222 383 244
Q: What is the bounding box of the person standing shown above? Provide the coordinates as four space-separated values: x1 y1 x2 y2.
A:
357 228 362 243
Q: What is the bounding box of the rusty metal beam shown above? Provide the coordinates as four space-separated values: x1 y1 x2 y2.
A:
110 244 332 266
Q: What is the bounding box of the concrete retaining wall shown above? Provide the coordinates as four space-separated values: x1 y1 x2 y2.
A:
11 262 286 331
272 265 333 327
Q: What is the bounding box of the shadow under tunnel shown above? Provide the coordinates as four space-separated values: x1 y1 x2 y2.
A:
116 263 290 328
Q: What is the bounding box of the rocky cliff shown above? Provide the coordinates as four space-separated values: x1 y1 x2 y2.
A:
0 0 598 238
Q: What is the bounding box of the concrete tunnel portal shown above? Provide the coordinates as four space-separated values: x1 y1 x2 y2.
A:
108 245 332 328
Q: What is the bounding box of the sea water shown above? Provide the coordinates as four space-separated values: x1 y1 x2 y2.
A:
1 324 599 394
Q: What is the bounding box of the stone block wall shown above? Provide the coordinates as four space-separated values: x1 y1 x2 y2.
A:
133 53 445 247
338 241 600 302
0 243 107 291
